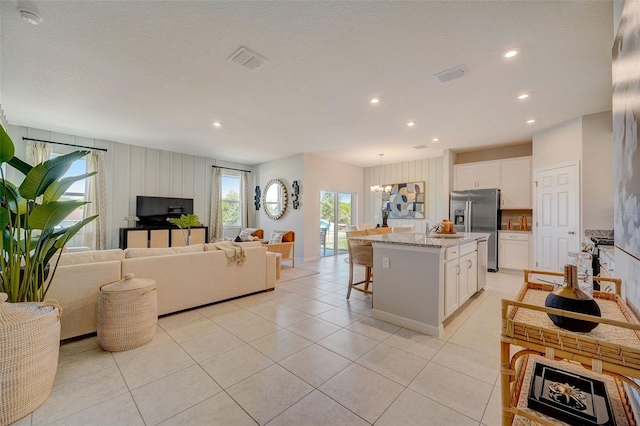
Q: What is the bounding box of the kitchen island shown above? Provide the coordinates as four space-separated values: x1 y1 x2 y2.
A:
349 232 490 336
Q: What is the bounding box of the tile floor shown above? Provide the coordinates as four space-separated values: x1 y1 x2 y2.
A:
16 255 525 426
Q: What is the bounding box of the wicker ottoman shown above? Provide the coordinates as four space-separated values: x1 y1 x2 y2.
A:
98 274 157 352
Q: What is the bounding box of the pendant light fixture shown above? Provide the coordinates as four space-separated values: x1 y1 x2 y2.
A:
370 154 392 194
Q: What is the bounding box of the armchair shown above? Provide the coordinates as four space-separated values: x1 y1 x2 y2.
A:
263 230 295 268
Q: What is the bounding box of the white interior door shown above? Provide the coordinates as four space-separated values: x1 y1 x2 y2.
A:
534 162 579 271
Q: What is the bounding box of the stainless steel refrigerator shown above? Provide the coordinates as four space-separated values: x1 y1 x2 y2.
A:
450 188 500 271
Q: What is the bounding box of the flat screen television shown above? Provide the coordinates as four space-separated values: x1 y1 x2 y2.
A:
136 196 194 227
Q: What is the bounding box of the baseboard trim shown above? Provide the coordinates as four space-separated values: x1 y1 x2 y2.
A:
372 309 443 337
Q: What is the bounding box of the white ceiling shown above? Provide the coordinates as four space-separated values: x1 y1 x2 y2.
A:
0 1 613 167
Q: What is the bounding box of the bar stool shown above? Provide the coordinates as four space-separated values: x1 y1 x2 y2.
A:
346 230 373 301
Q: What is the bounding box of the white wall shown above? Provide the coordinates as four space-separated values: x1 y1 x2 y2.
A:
532 116 583 171
255 153 365 262
582 111 614 230
7 125 254 249
364 157 444 234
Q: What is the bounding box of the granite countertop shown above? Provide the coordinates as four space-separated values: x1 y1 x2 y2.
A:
348 232 490 248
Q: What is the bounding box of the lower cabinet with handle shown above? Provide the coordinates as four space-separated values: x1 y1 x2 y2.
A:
498 231 530 271
444 241 478 318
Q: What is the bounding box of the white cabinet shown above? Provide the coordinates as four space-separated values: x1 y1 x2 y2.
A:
453 157 532 209
499 231 530 270
500 157 532 209
444 241 478 318
454 162 500 190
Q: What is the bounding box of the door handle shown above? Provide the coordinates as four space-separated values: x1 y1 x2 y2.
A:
567 231 575 235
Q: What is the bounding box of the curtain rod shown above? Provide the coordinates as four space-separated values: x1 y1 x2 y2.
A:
22 137 108 152
211 165 251 173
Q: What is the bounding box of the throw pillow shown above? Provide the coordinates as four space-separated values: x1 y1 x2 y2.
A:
234 235 243 242
238 228 253 241
269 232 283 244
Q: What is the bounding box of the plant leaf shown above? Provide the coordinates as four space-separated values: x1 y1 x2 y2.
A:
28 200 87 230
0 125 15 164
0 180 27 214
0 208 8 229
43 171 96 203
19 151 89 200
8 156 32 176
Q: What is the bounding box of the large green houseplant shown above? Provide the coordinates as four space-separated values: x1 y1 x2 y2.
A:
0 125 98 302
167 214 200 246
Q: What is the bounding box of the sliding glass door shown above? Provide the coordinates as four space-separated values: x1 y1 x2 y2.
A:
320 191 353 256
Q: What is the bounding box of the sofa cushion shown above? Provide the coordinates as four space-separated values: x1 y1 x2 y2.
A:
239 228 259 241
204 241 262 251
125 244 204 259
269 232 283 244
56 249 126 266
274 230 295 243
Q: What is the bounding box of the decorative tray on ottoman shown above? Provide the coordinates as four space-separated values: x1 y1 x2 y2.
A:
528 362 615 426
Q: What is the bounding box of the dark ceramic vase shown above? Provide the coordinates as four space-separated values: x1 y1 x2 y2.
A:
545 292 601 332
382 218 388 227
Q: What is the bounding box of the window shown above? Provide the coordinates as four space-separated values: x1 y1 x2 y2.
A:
221 175 241 226
49 154 87 230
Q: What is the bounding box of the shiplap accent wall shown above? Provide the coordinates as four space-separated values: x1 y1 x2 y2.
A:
364 157 444 233
7 125 253 249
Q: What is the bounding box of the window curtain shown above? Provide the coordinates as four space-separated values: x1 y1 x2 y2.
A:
25 140 52 165
241 171 250 228
209 168 223 241
82 151 107 250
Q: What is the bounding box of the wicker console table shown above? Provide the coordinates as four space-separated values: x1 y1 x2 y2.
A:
501 269 640 426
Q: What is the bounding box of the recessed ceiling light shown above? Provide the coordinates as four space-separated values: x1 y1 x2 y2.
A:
432 138 439 142
526 119 536 124
503 49 519 58
518 94 529 100
213 122 221 127
370 98 380 104
19 9 42 25
407 121 415 127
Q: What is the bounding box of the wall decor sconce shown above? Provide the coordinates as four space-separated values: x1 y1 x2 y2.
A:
254 186 261 210
292 180 300 209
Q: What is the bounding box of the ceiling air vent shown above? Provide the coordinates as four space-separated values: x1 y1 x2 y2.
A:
434 65 465 83
228 47 268 70
414 144 428 150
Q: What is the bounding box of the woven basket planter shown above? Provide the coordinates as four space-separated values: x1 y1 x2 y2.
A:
98 274 157 352
0 293 62 426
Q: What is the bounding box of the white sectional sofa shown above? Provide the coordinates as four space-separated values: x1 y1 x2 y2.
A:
46 243 278 340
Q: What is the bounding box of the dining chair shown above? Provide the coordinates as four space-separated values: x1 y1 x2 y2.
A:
320 227 328 256
346 230 373 301
392 225 414 233
365 227 392 235
345 225 359 232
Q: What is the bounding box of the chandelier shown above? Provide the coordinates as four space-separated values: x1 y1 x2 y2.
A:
370 154 392 194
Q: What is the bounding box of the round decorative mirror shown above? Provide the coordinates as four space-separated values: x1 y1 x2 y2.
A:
263 179 288 220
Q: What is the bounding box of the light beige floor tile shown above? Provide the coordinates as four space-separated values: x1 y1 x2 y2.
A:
383 328 445 360
449 326 500 357
286 317 342 342
347 317 400 341
431 342 500 385
112 332 180 365
232 292 272 309
259 306 312 327
179 327 245 363
315 293 349 307
132 364 221 425
32 366 128 425
481 385 502 426
227 364 313 425
196 300 241 317
165 318 220 343
266 390 368 426
376 388 477 426
222 316 282 342
285 285 331 299
409 362 493 421
209 309 261 327
159 392 257 426
356 343 428 386
342 298 372 316
250 329 312 361
317 307 363 327
289 300 335 316
59 336 100 359
8 414 31 426
279 344 351 387
158 310 206 331
319 363 403 424
315 281 347 293
318 329 379 361
268 292 311 307
246 300 289 316
200 344 274 389
48 393 144 426
53 347 115 385
118 344 195 389
437 320 462 341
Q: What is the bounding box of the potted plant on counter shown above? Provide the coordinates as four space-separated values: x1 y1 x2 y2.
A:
0 124 98 424
381 206 390 227
168 214 201 246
